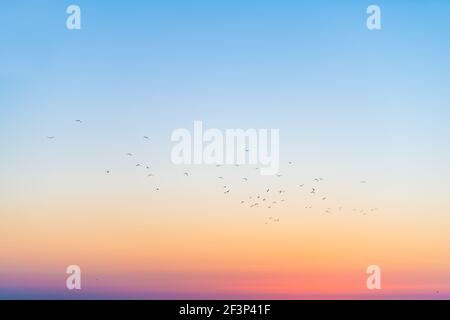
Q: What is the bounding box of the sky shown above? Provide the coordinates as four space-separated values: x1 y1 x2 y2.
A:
1 0 450 299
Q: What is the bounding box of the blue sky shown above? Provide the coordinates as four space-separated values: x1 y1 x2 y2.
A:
1 0 450 198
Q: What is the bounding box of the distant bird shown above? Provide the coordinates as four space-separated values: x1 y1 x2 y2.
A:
322 197 327 201
276 174 282 177
75 119 82 123
216 164 222 167
266 189 270 192
46 136 55 139
143 136 150 140
184 172 189 176
147 173 154 177
218 176 224 179
311 188 316 194
126 153 133 156
288 161 293 165
299 184 304 187
360 180 367 184
155 187 160 191
240 201 245 204
106 170 110 174
242 177 248 181
224 190 230 194
136 164 141 167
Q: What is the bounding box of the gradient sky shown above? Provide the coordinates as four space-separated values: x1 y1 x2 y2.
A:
1 0 450 299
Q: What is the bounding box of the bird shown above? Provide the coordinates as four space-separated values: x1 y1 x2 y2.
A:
147 173 154 177
143 136 150 140
360 180 367 184
155 187 160 191
136 164 141 167
75 119 82 123
126 153 133 156
310 188 316 194
46 136 55 139
266 189 270 192
184 172 189 176
106 170 110 174
299 184 304 187
218 176 224 179
322 197 327 200
224 190 230 194
242 177 248 182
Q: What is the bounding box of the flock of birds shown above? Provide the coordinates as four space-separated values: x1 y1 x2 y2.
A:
47 119 381 225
